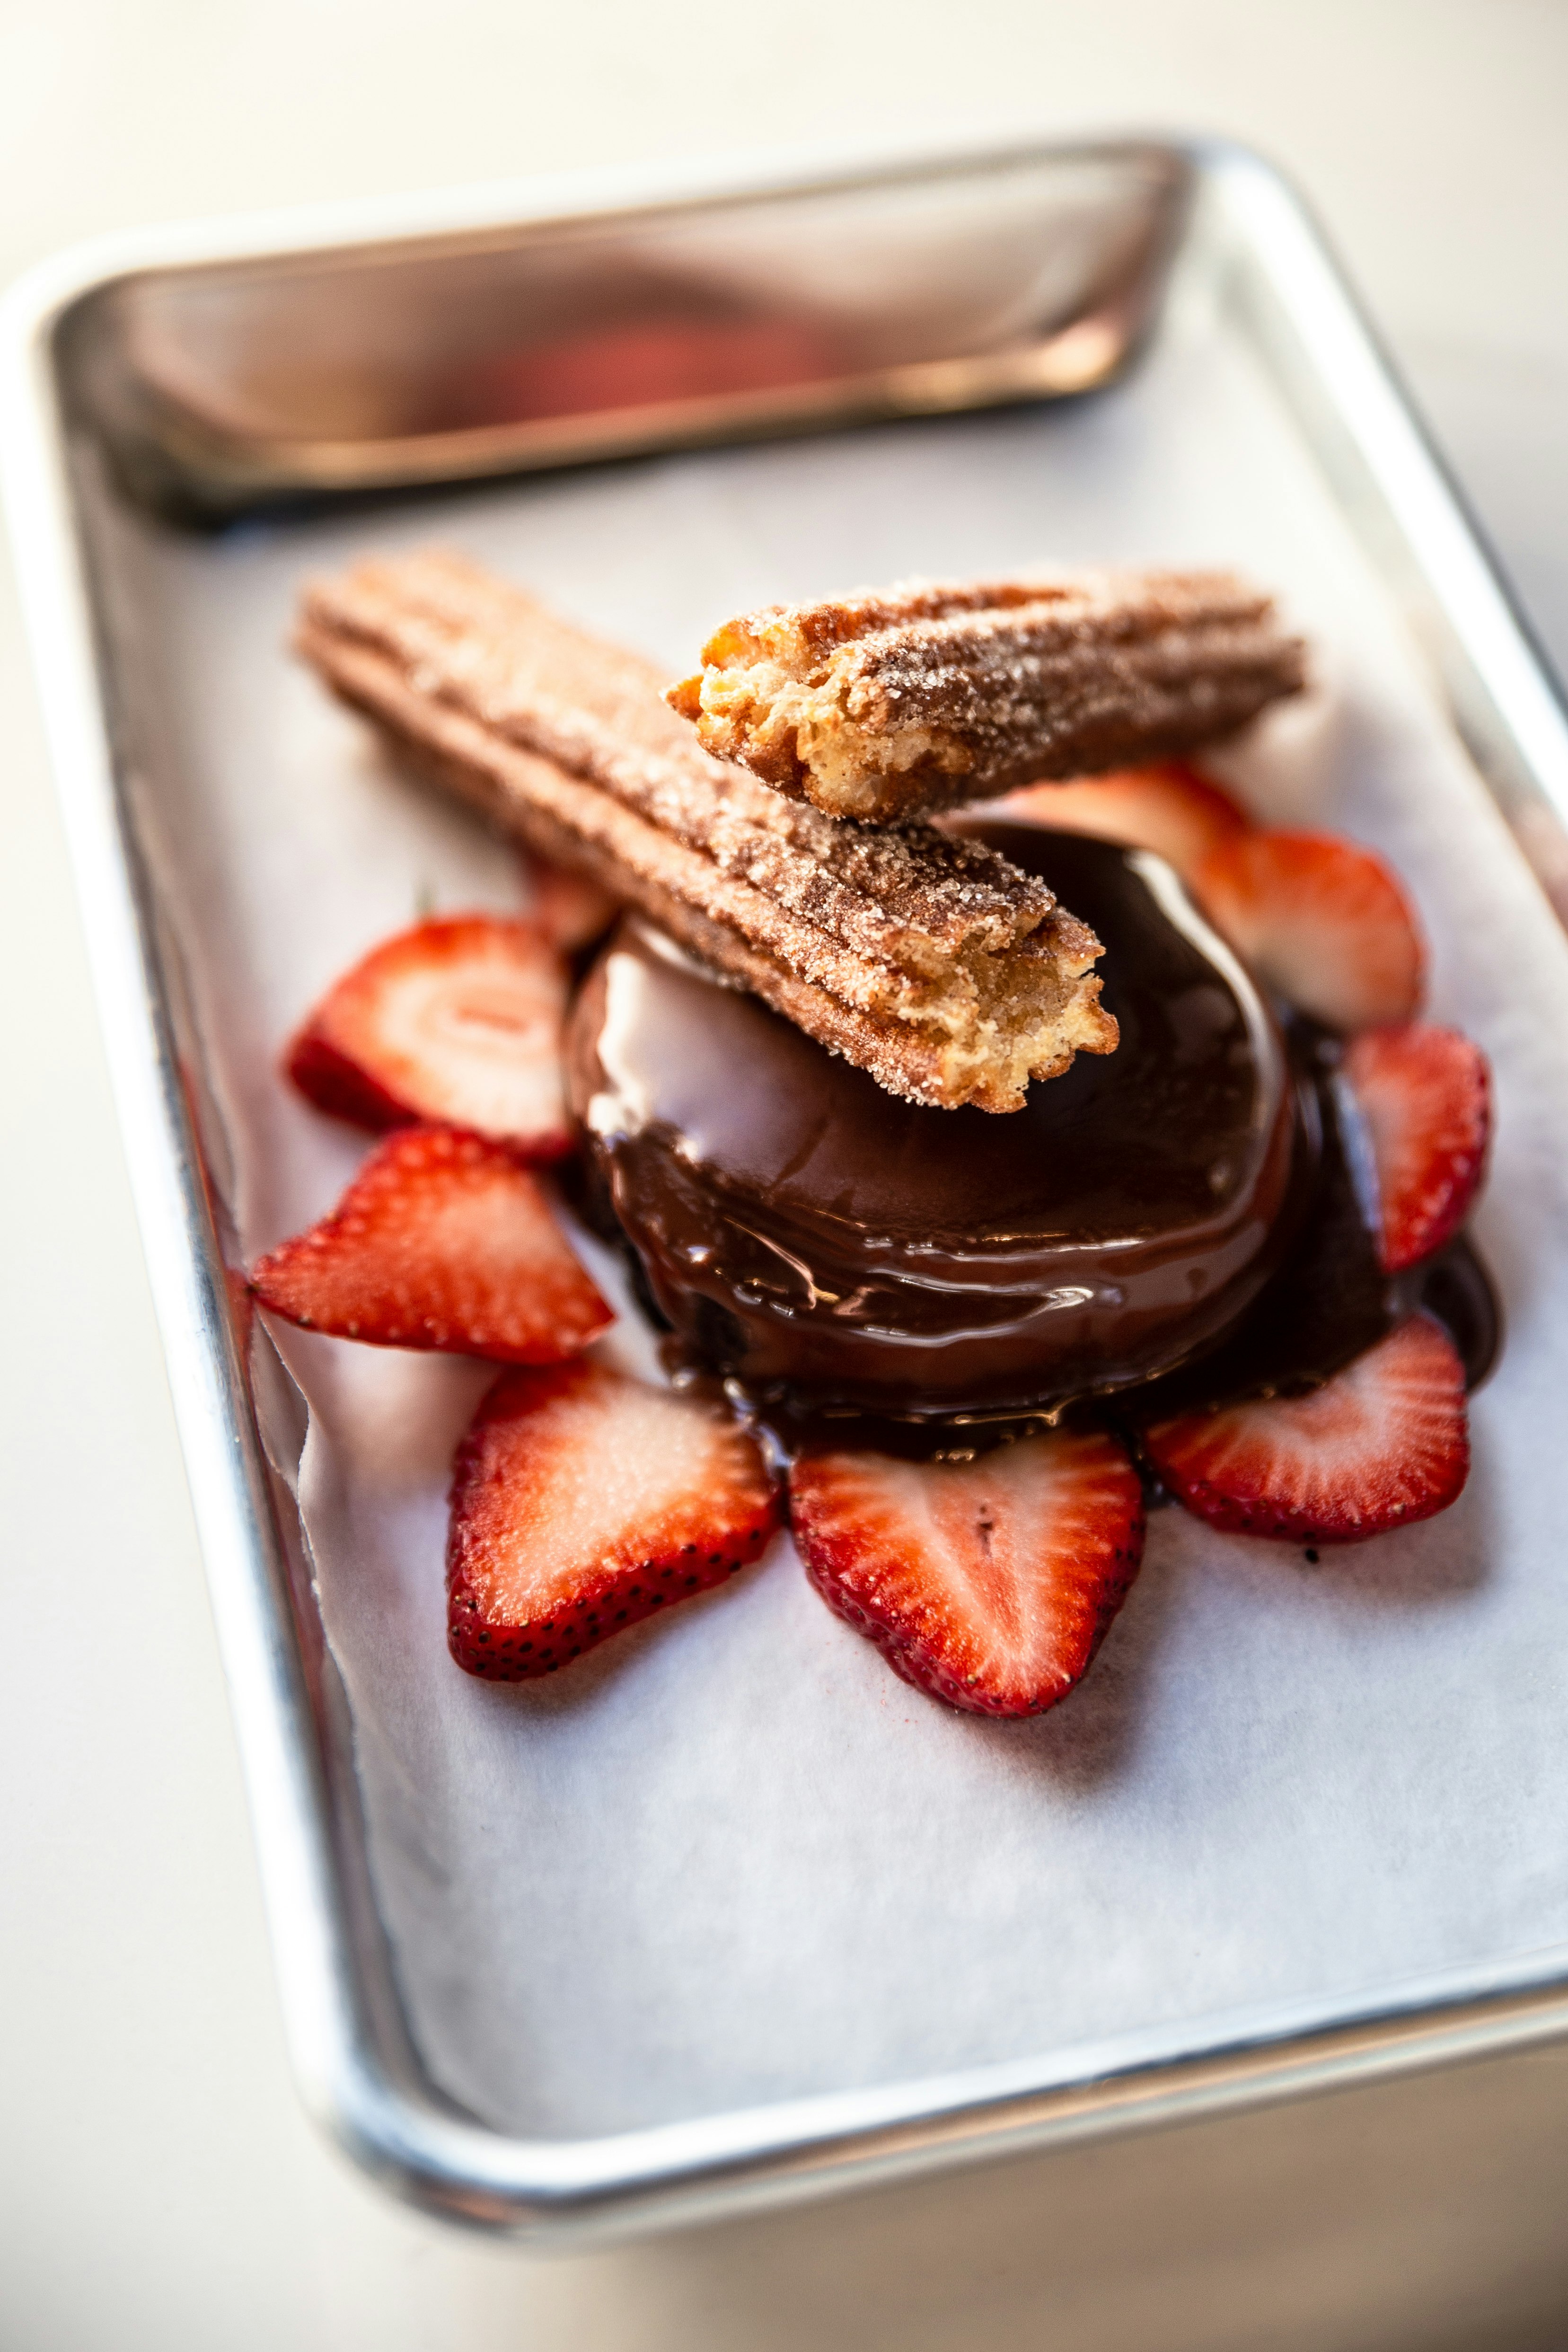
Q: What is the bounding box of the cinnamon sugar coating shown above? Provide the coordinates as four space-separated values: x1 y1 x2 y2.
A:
668 569 1305 821
297 554 1117 1111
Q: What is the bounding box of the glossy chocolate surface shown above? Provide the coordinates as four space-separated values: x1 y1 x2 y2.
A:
568 825 1311 1423
1410 1238 1500 1392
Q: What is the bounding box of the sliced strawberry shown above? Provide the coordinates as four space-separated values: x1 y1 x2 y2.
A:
1192 829 1425 1031
520 849 622 954
995 760 1249 874
250 1128 610 1363
446 1361 780 1677
1143 1313 1468 1544
1341 1024 1490 1273
789 1429 1145 1719
285 914 570 1157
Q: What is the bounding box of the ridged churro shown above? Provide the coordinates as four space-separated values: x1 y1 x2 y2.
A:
297 554 1117 1111
667 569 1305 821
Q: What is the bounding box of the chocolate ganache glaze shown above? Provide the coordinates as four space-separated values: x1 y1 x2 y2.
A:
568 825 1320 1427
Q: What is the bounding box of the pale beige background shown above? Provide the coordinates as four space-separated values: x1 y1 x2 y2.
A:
3 5 1568 2348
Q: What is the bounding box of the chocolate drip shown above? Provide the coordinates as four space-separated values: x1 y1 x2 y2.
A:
570 828 1303 1425
1408 1238 1501 1392
1122 1055 1387 1421
566 821 1501 1454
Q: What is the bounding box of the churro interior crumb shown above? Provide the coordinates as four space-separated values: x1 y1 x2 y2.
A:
696 655 967 817
916 930 1116 1111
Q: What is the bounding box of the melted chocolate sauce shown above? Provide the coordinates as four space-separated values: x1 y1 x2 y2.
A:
1408 1238 1500 1392
566 822 1499 1453
1122 1047 1384 1420
572 830 1282 1417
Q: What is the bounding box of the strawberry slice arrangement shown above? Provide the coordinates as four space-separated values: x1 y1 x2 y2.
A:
250 1127 612 1363
1191 829 1425 1031
256 909 780 1681
790 1431 1145 1718
994 758 1248 878
1340 1024 1490 1273
1143 1314 1469 1545
1011 764 1430 1031
519 849 622 956
258 759 1497 1719
286 913 573 1159
447 1360 780 1677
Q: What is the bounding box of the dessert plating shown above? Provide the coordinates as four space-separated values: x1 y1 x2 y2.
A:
262 552 1498 1719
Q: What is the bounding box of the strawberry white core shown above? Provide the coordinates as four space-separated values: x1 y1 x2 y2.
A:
358 957 564 1136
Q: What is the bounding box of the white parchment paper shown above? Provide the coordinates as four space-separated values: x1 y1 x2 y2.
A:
97 283 1568 2142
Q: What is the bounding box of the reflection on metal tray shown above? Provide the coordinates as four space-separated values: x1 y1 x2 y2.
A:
58 144 1187 515
7 137 1568 2271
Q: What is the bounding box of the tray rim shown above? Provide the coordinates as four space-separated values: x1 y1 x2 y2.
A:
6 132 1568 2244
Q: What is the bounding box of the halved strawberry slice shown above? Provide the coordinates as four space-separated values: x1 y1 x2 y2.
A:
1341 1024 1491 1273
520 850 622 954
995 760 1249 875
285 914 570 1157
251 1128 611 1363
789 1429 1145 1719
446 1361 780 1677
1143 1313 1468 1544
1191 829 1425 1031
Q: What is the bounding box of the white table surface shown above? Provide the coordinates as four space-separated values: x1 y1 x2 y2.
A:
3 6 1568 2347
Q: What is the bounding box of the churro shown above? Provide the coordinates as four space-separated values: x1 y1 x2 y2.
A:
297 554 1117 1111
667 569 1305 821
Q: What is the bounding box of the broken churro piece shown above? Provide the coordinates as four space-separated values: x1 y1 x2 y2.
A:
668 570 1305 821
297 554 1117 1112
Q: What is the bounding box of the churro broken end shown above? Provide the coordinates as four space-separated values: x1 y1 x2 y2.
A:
673 569 1308 823
938 964 1119 1113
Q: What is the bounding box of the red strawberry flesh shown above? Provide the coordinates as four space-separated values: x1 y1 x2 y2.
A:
1193 829 1425 1031
1143 1313 1468 1544
447 1360 781 1678
521 850 622 954
789 1428 1145 1718
994 760 1249 875
286 913 570 1157
251 1127 611 1362
1341 1023 1490 1273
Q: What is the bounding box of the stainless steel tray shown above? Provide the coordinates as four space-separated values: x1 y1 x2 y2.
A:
7 136 1568 2248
